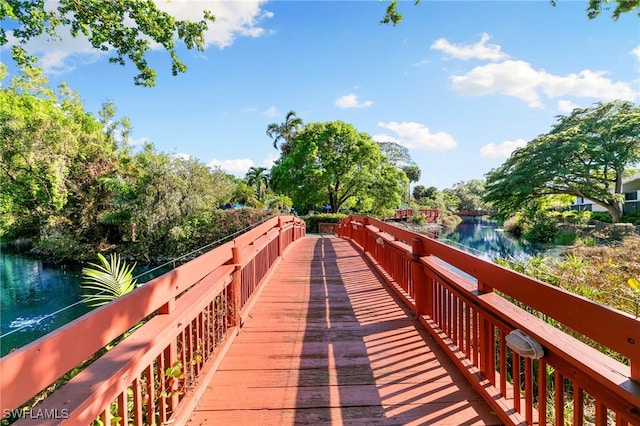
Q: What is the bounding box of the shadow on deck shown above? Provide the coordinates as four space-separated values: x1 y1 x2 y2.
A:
188 236 500 425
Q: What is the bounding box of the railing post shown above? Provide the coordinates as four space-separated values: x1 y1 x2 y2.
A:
362 217 370 254
412 237 431 317
231 245 242 328
477 279 496 384
278 216 285 257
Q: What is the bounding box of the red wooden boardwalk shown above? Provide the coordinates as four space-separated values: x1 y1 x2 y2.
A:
188 236 500 425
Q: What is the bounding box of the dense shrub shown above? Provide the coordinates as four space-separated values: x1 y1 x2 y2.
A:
410 210 427 226
523 218 559 243
621 210 640 225
553 232 578 245
302 213 347 233
590 211 612 223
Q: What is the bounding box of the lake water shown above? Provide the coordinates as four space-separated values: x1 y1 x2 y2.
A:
0 218 540 357
439 217 543 262
0 252 171 357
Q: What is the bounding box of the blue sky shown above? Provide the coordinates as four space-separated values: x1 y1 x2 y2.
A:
2 1 639 190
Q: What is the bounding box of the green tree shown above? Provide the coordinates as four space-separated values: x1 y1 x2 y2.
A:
270 121 406 215
1 0 215 86
245 166 269 201
453 179 489 212
116 145 235 248
266 111 303 154
484 101 640 223
0 65 119 242
414 185 441 207
402 165 421 201
377 141 415 168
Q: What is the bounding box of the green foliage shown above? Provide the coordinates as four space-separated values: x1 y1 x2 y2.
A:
381 0 639 26
244 166 269 201
584 0 640 19
621 210 640 225
410 210 427 226
377 141 416 168
1 1 215 86
266 110 303 154
302 213 347 233
591 211 613 223
0 65 121 243
452 179 491 212
0 67 253 262
270 121 407 215
485 101 640 223
81 253 137 307
554 232 578 246
401 165 421 183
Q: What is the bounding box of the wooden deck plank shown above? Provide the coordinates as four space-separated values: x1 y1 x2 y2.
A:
188 236 501 425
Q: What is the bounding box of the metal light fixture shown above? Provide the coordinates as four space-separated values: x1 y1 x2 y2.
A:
376 237 384 246
505 329 544 359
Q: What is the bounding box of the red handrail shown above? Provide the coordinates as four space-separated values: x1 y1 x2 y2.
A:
1 215 306 425
338 215 640 426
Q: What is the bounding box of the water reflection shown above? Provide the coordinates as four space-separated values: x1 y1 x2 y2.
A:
440 218 541 262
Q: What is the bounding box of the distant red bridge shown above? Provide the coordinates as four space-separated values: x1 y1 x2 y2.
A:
389 209 496 222
389 208 440 222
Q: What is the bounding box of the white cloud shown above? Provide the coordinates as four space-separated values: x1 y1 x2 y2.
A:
451 60 638 107
155 1 273 49
557 100 581 113
262 153 279 168
431 33 508 62
172 153 194 161
335 94 373 109
261 106 278 117
631 45 640 60
128 136 151 146
451 60 546 107
542 69 638 100
208 158 254 175
480 139 526 160
3 1 272 75
375 121 457 151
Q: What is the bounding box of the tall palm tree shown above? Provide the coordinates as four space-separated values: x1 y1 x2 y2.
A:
266 111 303 154
245 166 269 200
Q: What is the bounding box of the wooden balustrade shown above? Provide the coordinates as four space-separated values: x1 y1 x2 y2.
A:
389 208 440 222
0 215 305 425
338 215 640 426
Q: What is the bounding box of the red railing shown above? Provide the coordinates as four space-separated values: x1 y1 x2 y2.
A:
1 215 305 425
338 215 640 426
390 208 440 222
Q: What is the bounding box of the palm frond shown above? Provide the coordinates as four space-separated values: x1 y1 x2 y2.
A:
81 253 137 307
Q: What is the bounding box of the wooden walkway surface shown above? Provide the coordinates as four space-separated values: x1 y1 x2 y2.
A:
188 236 500 425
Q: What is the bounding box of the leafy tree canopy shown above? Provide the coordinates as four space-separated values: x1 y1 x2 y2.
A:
377 141 416 168
452 179 491 212
484 100 640 222
270 121 407 216
0 0 214 86
0 64 121 240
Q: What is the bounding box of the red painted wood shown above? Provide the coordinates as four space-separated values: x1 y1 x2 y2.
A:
189 236 500 425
